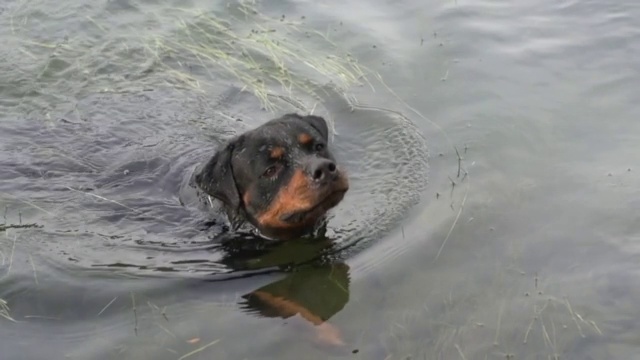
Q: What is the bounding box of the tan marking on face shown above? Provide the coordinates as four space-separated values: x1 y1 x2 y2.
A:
298 133 313 145
256 169 316 229
243 191 251 207
269 146 285 159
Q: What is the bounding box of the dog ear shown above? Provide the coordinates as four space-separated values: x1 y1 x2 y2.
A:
195 142 241 213
300 115 329 142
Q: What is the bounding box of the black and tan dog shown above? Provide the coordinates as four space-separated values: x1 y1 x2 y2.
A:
195 113 349 240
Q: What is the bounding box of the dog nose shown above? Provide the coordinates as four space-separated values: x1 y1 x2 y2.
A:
308 158 337 182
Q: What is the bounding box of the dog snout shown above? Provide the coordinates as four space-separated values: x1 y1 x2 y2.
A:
307 157 338 182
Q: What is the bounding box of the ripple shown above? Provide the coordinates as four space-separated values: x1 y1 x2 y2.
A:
0 82 429 280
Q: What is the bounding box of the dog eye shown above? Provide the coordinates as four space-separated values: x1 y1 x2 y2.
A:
314 143 325 152
263 166 278 178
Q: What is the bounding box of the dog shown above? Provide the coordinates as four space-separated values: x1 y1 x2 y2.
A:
195 113 349 240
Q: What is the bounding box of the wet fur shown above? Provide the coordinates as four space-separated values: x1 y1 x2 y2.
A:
195 114 348 240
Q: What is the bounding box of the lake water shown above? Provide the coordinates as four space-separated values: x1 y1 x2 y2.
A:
1 0 639 359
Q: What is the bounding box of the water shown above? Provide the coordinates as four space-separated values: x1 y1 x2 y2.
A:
1 0 639 359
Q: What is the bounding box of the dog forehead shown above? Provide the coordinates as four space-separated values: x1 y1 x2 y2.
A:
268 117 319 135
230 134 286 164
254 122 313 146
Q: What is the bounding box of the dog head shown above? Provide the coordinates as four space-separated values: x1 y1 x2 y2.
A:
196 114 349 240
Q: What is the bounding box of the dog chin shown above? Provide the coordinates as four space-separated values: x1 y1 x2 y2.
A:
281 190 346 224
254 190 346 240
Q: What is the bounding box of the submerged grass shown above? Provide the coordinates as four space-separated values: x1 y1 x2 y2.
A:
377 272 604 360
138 1 373 111
0 229 15 323
0 298 15 323
9 0 373 113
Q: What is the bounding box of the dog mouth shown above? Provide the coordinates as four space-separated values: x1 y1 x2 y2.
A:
279 188 348 225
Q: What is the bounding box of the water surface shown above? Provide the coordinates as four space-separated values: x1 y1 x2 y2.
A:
1 0 639 359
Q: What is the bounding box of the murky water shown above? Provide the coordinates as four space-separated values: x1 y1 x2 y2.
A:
1 0 639 359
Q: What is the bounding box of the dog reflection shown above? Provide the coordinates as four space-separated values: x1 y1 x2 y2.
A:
212 227 351 347
240 263 350 347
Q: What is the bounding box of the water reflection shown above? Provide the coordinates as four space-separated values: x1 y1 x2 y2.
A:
241 263 350 347
214 233 351 347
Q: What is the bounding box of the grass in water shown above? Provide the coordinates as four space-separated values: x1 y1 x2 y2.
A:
0 298 15 322
138 0 373 111
10 0 373 113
